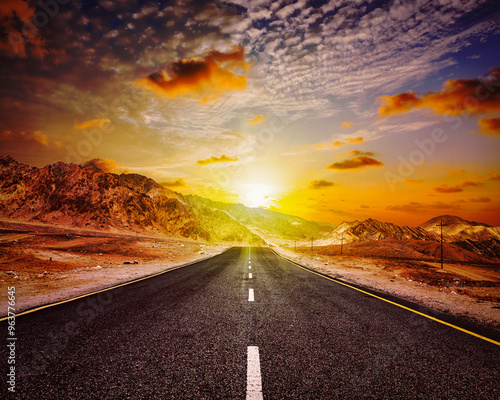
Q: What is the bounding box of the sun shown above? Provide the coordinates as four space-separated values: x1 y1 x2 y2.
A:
241 183 274 208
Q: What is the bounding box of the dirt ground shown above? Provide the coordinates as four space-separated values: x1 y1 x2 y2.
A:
275 246 500 331
0 221 228 315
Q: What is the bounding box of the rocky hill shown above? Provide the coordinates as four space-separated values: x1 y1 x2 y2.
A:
419 215 500 242
186 195 333 245
0 156 261 244
320 217 437 245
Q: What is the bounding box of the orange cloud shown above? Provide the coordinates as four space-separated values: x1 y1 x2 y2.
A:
74 119 111 130
83 158 129 173
246 114 266 125
326 156 383 170
386 201 461 212
434 184 462 193
469 197 491 203
476 117 500 135
378 68 500 117
313 137 364 150
340 121 352 128
136 46 250 103
460 180 483 188
434 180 484 193
160 179 185 187
0 0 55 59
348 150 374 156
489 172 500 181
197 154 238 166
404 179 424 184
308 180 335 189
0 129 53 146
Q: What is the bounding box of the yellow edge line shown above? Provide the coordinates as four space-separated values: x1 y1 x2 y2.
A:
273 250 500 347
0 250 228 322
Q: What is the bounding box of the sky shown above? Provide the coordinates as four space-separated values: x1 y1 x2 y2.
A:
0 0 499 226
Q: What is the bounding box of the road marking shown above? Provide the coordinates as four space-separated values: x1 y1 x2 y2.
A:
249 265 251 269
246 346 263 400
249 273 253 279
249 288 255 302
0 249 233 322
271 250 500 347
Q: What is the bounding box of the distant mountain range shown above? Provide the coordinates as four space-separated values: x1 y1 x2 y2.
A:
0 156 498 258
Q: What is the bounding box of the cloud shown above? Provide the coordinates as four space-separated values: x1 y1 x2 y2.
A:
308 179 335 189
0 0 49 59
135 46 250 103
378 68 500 117
434 180 483 193
489 172 500 181
0 129 57 147
340 121 352 128
348 150 374 156
83 158 128 173
433 184 462 193
160 178 185 187
476 117 500 135
404 179 424 184
313 137 364 150
326 156 383 170
459 180 484 188
469 197 491 203
197 154 238 165
360 204 370 209
386 201 461 212
246 114 266 125
74 119 111 130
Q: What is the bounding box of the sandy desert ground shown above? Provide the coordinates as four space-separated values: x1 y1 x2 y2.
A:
274 244 500 331
0 220 228 315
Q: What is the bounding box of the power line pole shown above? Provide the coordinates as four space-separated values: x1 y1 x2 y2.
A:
436 220 447 269
340 232 343 255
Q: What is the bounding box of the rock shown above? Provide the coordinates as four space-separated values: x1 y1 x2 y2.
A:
6 271 16 276
95 265 102 269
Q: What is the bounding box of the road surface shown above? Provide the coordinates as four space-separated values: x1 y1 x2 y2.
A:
2 247 499 399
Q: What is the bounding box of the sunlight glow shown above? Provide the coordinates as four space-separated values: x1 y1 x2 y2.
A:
241 183 274 208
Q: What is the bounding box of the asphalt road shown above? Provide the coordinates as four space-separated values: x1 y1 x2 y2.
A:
2 247 499 399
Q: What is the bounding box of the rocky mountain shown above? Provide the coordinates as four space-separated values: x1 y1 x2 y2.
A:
419 215 500 242
320 218 437 245
186 195 333 245
0 156 262 244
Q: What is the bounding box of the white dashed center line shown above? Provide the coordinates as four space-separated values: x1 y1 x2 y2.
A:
246 346 263 400
249 273 252 279
248 288 254 302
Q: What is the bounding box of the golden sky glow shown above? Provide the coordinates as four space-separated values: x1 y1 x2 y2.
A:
0 0 499 226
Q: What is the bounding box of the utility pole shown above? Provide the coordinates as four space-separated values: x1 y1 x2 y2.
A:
340 232 343 255
436 220 447 269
